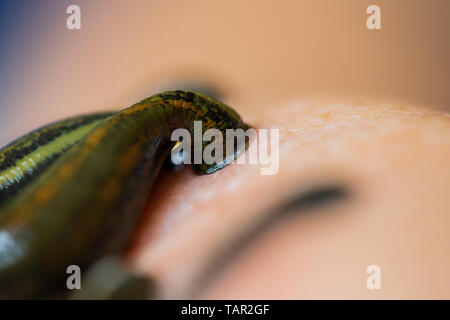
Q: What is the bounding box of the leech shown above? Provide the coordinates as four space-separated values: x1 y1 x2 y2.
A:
0 90 250 298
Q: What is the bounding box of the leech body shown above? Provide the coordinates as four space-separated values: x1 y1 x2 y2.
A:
0 90 250 298
0 112 114 208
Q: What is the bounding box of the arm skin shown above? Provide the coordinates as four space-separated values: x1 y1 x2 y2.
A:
0 90 250 299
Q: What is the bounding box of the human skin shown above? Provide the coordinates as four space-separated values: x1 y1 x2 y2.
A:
125 99 450 299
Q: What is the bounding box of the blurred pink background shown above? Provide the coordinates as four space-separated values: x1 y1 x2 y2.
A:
1 0 448 146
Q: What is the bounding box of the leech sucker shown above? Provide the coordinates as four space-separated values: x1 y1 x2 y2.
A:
0 90 251 298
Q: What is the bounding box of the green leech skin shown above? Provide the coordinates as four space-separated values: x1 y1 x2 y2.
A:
0 90 250 298
0 112 115 209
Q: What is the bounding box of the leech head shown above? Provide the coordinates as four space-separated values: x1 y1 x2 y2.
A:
160 90 253 175
192 120 253 175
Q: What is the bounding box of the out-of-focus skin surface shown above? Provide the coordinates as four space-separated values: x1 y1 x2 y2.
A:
1 0 449 299
1 0 448 147
126 100 450 299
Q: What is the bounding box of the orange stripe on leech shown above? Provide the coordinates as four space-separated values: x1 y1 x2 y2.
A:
69 179 121 250
120 101 165 117
32 165 73 205
187 103 208 118
5 184 56 225
96 178 121 209
85 141 143 213
35 125 110 204
34 185 53 204
5 157 84 225
164 99 174 108
70 142 146 239
83 125 110 148
115 139 145 176
174 99 183 108
182 101 192 110
4 125 110 225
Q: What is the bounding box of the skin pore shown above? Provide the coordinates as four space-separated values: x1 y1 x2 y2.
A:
126 99 450 299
